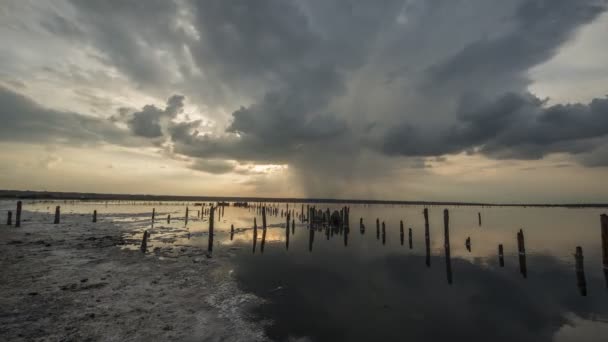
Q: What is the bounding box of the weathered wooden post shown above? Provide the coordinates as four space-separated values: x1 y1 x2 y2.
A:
301 204 304 222
167 214 171 224
344 221 349 247
286 212 290 250
261 207 267 253
424 208 431 267
444 209 453 284
478 212 482 226
15 201 22 227
208 206 214 252
230 224 235 241
6 211 12 226
140 230 149 253
292 218 295 235
408 228 413 249
575 246 587 296
92 210 97 223
185 206 189 226
601 214 608 288
400 221 404 246
517 229 527 278
498 244 505 267
152 208 156 223
382 222 386 245
253 217 258 254
54 206 60 224
376 218 380 240
465 237 471 252
360 218 365 234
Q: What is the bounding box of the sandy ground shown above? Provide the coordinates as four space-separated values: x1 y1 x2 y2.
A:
0 208 267 342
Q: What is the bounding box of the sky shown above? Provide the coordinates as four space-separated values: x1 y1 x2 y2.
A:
1 0 608 203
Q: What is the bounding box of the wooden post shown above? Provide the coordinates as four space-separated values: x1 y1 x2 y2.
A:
140 230 148 253
376 218 380 240
230 224 234 241
92 210 97 223
54 206 60 224
167 214 171 224
15 201 22 227
286 212 290 250
575 246 587 296
360 218 365 234
465 237 471 252
344 220 349 247
498 244 505 267
261 207 267 253
252 217 258 254
517 229 527 278
301 204 304 222
444 209 453 284
478 212 482 226
408 228 413 249
292 218 295 235
208 206 214 252
185 206 189 226
601 214 608 288
6 211 12 226
424 208 431 267
400 221 404 246
152 208 156 223
382 222 386 245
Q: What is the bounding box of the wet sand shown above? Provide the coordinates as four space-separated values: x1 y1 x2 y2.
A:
0 209 266 341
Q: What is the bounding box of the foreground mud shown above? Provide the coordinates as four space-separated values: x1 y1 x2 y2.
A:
0 210 265 342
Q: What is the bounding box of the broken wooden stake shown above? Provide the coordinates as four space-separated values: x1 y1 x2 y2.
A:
167 214 171 224
409 228 413 249
230 224 234 241
261 207 267 253
253 217 258 254
208 206 214 252
601 214 608 288
478 212 482 226
444 209 453 284
400 221 404 246
376 218 380 240
498 244 505 267
15 201 22 227
140 230 149 253
152 208 155 223
465 237 471 252
424 208 431 267
517 229 527 278
382 221 386 245
54 206 60 224
360 218 365 234
185 206 189 226
93 210 97 223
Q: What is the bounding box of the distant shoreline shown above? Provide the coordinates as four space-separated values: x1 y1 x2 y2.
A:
1 189 606 208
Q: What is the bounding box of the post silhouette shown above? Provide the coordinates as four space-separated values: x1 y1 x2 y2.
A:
261 207 267 253
208 206 214 252
292 218 295 235
230 224 234 241
498 244 505 267
92 210 97 223
54 206 60 224
140 230 149 253
575 246 587 296
15 201 22 227
601 214 608 288
185 206 189 226
465 237 471 252
517 229 527 278
478 212 482 226
286 212 290 250
400 221 404 246
376 218 380 240
424 208 431 267
444 209 453 284
408 228 413 249
308 223 315 252
152 208 155 223
360 217 365 234
167 214 171 224
253 217 258 254
382 222 386 245
6 211 12 225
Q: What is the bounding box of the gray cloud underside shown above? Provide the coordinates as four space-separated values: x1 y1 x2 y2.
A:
2 0 608 177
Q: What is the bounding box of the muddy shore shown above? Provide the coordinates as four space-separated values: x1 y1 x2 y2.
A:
0 209 266 341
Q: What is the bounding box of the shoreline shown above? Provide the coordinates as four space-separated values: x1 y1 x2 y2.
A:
0 209 266 341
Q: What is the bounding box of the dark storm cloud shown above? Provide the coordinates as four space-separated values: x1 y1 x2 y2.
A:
126 95 184 138
5 0 608 181
0 86 137 146
190 159 236 174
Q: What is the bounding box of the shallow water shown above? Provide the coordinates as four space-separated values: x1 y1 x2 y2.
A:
2 200 608 341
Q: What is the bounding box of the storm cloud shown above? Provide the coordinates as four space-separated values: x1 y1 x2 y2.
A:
1 0 608 197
